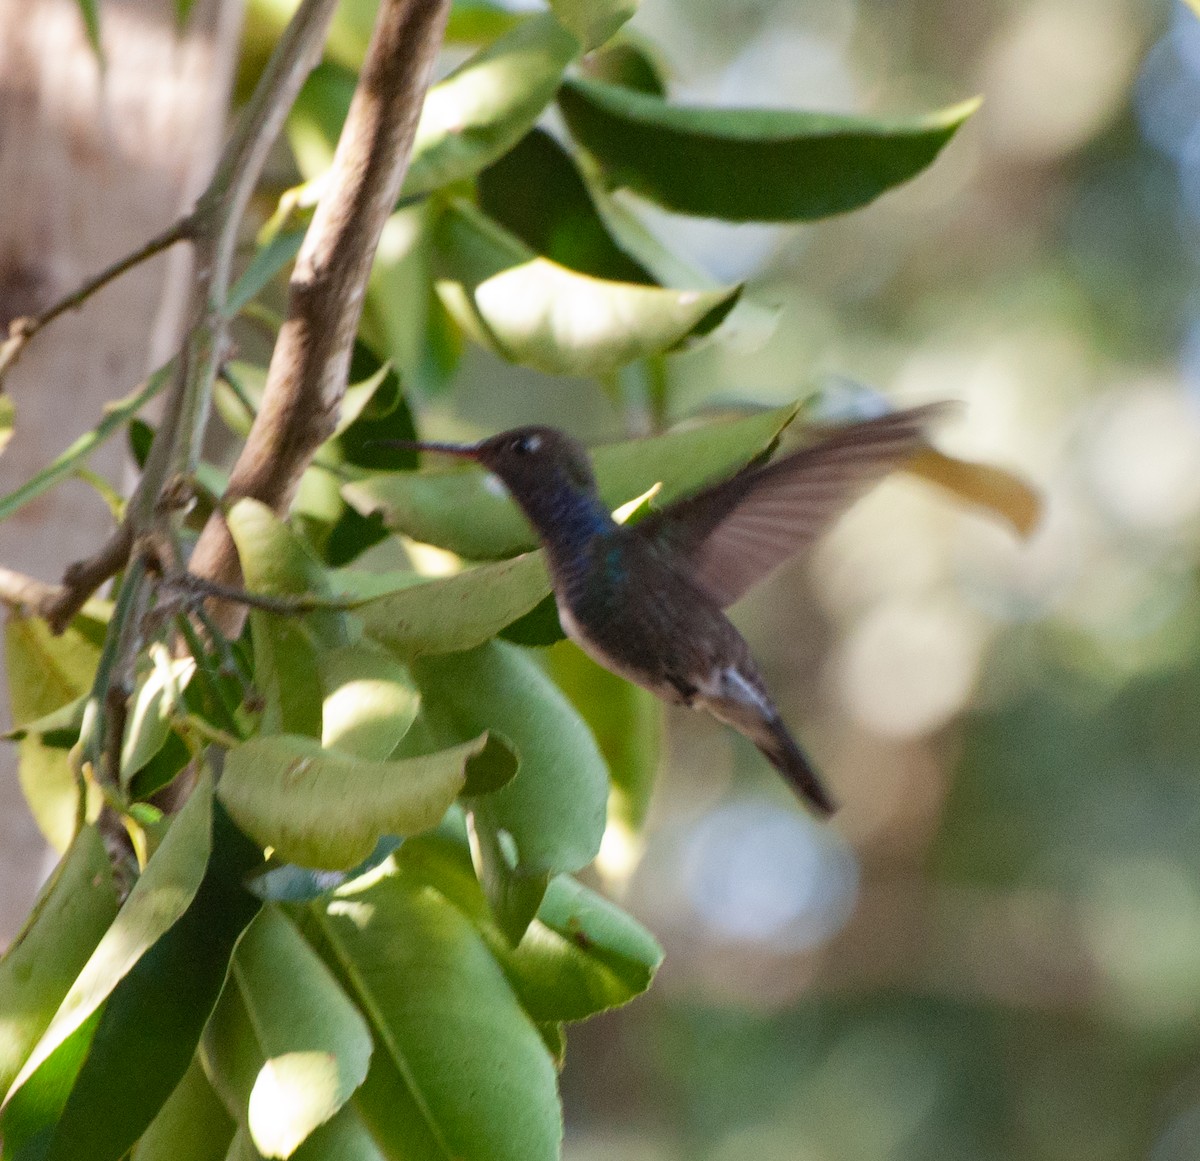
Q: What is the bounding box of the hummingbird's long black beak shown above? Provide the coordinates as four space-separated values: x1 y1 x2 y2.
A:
369 439 481 459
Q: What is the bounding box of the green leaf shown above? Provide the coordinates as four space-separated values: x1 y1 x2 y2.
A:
0 364 169 523
0 828 117 1099
342 402 798 559
0 395 14 458
228 499 344 739
227 229 305 315
218 734 486 869
478 128 655 284
310 860 562 1161
120 652 195 786
289 15 578 194
319 641 420 760
3 773 214 1107
558 76 981 221
132 1057 235 1161
499 875 662 1022
403 13 580 198
42 803 262 1161
226 908 372 1158
471 818 551 944
355 553 552 658
5 612 104 848
434 200 741 376
74 0 102 59
413 642 608 875
548 640 661 829
549 0 636 50
580 36 667 96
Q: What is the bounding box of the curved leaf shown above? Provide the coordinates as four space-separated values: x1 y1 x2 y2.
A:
547 640 661 829
132 1058 235 1161
311 860 562 1161
558 76 980 221
356 553 552 658
0 828 117 1099
500 875 662 1022
478 128 654 284
228 498 344 739
433 200 740 376
218 734 485 869
319 642 420 760
288 15 578 192
342 403 798 559
237 908 372 1158
413 642 608 875
403 13 580 198
4 773 213 1106
5 611 104 849
43 804 262 1161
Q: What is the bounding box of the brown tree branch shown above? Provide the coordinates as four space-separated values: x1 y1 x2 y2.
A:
33 0 343 637
188 0 452 631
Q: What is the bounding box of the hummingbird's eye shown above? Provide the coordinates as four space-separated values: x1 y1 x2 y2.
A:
512 434 542 455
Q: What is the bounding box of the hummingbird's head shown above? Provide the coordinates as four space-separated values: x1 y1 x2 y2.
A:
383 425 598 499
472 426 597 496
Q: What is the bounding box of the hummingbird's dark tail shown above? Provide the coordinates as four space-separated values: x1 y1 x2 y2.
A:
754 716 836 816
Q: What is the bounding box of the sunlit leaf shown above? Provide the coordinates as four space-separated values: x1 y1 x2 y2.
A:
4 774 213 1106
5 611 104 849
549 0 636 50
907 448 1042 538
558 76 981 221
42 803 262 1161
434 200 741 376
227 908 372 1158
309 859 562 1161
548 640 661 829
120 653 196 786
413 642 608 875
289 15 578 193
343 402 798 559
478 128 654 284
218 733 486 869
355 553 552 658
319 641 421 760
0 828 117 1099
132 1057 235 1161
404 13 580 198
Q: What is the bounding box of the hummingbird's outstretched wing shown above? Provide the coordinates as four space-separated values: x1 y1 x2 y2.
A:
635 404 947 608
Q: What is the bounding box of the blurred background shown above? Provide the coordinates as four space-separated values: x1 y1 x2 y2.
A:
475 0 1200 1157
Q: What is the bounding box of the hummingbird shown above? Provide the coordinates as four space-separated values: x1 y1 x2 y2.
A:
392 404 945 815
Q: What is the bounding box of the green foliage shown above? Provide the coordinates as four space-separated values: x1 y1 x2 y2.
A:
0 0 982 1156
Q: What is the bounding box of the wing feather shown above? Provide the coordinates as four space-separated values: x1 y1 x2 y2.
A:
635 404 948 607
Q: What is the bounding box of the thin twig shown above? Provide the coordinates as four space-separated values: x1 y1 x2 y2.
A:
0 214 199 385
0 565 64 615
188 0 453 632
